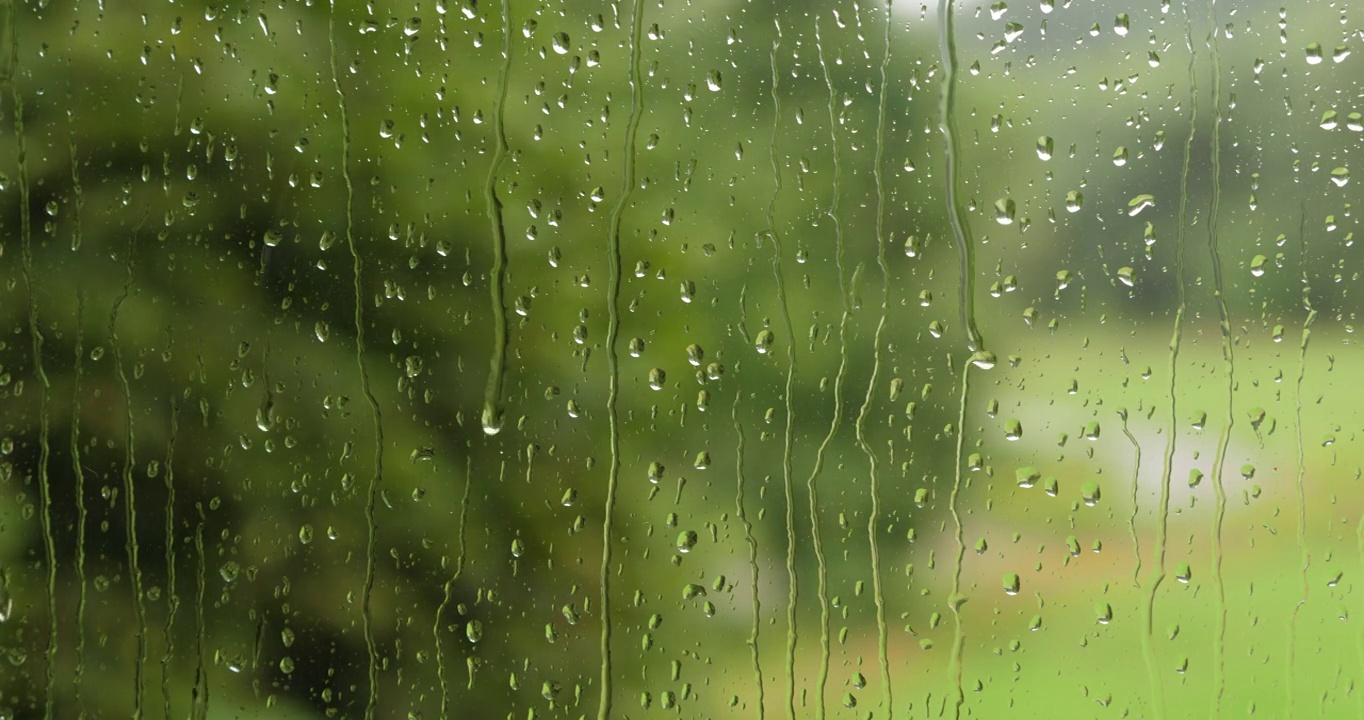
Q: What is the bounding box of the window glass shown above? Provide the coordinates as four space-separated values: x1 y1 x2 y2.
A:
1 0 1358 717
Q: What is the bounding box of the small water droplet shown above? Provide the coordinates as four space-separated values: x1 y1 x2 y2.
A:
1036 136 1054 160
1081 481 1101 506
755 329 775 355
1065 190 1083 212
1127 194 1155 216
481 404 504 435
1003 572 1021 595
994 197 1017 225
551 32 571 55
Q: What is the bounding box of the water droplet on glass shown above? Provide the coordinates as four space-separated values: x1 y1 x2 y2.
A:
481 404 504 435
1065 190 1083 213
1003 573 1021 595
1127 194 1155 216
551 32 570 55
994 197 1017 225
755 329 775 355
1036 136 1054 160
904 235 921 257
1081 481 1101 506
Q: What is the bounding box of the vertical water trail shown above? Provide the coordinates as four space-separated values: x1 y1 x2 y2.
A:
851 2 895 716
733 389 765 720
1357 514 1364 717
1143 17 1199 714
1286 204 1314 718
479 0 515 436
1121 408 1164 718
434 456 472 718
68 127 84 252
936 0 982 353
327 4 386 716
7 9 58 716
1200 0 1233 713
803 19 851 718
110 218 146 720
190 505 209 720
938 1 983 715
947 361 971 720
1121 410 1144 585
598 0 646 716
763 28 801 720
71 295 88 718
160 398 181 718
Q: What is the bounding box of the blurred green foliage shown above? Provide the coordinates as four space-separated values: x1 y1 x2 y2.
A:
0 0 1361 718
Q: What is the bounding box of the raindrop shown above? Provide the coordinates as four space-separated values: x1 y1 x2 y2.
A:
755 329 775 355
1036 135 1054 160
994 197 1017 225
1065 190 1083 213
1003 573 1021 595
971 351 997 370
1127 194 1155 216
1080 481 1101 506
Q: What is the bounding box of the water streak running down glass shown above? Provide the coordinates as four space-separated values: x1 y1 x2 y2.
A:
0 0 1359 717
